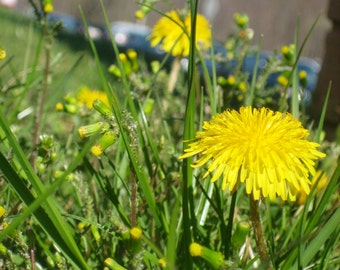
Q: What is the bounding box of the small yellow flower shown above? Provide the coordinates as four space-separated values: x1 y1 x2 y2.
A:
55 102 64 111
129 227 142 240
277 75 289 86
0 48 6 60
91 145 103 157
190 242 203 257
158 258 167 268
238 81 247 92
135 10 145 20
44 3 54 13
148 10 211 57
299 70 307 80
179 107 325 201
281 45 290 55
227 75 236 85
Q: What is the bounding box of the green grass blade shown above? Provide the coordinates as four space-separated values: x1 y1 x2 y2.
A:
79 4 161 228
245 36 262 107
314 82 331 143
300 207 340 267
0 111 94 269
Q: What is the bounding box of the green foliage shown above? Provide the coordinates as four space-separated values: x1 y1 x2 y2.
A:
0 1 339 269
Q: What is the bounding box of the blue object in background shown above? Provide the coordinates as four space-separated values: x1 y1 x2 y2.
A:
45 12 320 104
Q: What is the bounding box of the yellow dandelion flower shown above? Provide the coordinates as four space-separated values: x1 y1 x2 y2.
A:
179 107 325 201
148 10 211 57
77 86 109 109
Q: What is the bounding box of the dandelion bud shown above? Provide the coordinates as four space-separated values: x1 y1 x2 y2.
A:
119 53 132 76
127 49 139 71
190 242 225 269
39 134 54 150
0 243 7 256
91 225 101 242
277 74 289 86
135 10 145 20
104 258 126 270
64 94 78 105
108 64 121 78
92 99 114 119
77 221 87 231
43 0 54 14
299 70 308 88
231 221 251 248
129 227 142 240
78 122 109 138
55 102 64 111
91 131 117 157
189 242 203 257
64 104 78 114
217 76 228 86
0 48 6 60
143 98 154 115
281 44 295 64
151 61 161 74
234 13 249 29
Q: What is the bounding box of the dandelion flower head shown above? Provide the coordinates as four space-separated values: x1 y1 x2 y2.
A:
179 107 325 201
77 86 109 109
148 10 211 57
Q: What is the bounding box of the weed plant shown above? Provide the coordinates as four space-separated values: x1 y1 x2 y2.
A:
0 0 339 269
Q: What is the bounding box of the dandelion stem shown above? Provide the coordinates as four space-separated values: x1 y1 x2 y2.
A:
168 56 181 93
131 164 137 228
249 197 272 269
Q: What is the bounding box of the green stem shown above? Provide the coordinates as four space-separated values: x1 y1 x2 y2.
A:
30 20 51 167
249 197 272 269
168 56 181 93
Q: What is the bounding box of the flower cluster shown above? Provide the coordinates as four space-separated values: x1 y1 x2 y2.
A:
78 100 119 157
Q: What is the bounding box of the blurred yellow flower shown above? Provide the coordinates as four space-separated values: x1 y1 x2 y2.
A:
0 206 6 218
277 75 289 86
77 86 109 109
148 10 211 57
179 107 325 201
129 227 142 240
44 3 53 13
0 48 6 60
